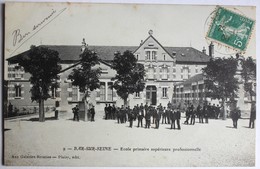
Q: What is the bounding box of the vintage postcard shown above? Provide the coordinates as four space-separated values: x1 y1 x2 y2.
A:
3 2 256 167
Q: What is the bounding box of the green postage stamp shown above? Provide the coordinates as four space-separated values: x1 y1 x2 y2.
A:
207 6 255 52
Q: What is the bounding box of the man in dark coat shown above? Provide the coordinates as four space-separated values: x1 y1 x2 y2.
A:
104 104 108 120
166 107 171 124
72 105 79 121
137 108 144 127
155 108 161 129
190 104 195 125
90 106 95 122
128 110 135 128
197 104 202 123
249 103 256 129
108 104 112 119
175 108 181 129
231 108 241 128
145 108 152 129
170 108 176 129
112 104 116 120
184 104 190 125
161 107 167 124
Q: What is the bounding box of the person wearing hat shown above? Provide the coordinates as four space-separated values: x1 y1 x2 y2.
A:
90 105 96 122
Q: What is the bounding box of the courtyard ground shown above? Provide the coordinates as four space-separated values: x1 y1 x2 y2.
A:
4 110 256 167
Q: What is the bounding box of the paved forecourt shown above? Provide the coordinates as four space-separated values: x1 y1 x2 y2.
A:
4 110 255 167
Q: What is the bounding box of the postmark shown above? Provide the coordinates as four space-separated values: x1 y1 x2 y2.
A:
206 6 255 52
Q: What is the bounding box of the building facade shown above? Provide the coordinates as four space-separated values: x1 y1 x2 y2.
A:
6 31 211 114
173 57 256 117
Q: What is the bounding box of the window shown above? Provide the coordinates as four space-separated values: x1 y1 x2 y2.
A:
15 85 22 97
72 87 78 101
14 65 23 79
182 67 189 79
195 69 198 73
164 55 166 60
173 68 176 73
147 67 154 79
136 55 139 60
152 51 157 60
100 82 106 101
162 87 167 98
107 82 113 101
146 51 151 60
135 92 140 98
51 84 60 98
69 82 72 88
51 86 56 98
161 68 168 80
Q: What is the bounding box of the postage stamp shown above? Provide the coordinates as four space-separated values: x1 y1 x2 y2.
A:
207 6 255 52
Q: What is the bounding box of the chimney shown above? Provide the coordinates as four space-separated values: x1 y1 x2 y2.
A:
202 46 206 54
81 38 87 53
209 42 214 57
140 40 143 46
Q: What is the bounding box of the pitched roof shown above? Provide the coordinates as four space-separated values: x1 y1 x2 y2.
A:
164 47 210 63
178 73 205 86
7 45 210 63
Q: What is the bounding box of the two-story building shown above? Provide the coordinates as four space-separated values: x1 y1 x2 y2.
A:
6 30 211 114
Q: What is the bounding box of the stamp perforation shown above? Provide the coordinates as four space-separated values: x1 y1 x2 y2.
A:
206 5 255 53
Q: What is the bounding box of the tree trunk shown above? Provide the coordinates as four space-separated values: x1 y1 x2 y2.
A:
124 98 128 108
39 99 45 122
83 91 89 121
222 98 227 120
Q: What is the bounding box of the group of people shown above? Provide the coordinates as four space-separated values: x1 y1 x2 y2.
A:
184 103 209 125
72 105 96 122
105 102 181 130
71 101 256 130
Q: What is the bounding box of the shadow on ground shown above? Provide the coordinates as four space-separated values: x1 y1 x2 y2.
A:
226 126 236 129
21 116 57 122
4 129 11 132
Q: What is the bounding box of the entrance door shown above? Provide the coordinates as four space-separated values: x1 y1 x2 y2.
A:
146 86 157 105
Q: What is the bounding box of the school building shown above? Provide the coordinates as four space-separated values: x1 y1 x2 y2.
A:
6 30 218 114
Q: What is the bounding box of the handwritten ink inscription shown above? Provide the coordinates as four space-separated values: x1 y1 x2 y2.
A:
12 29 30 46
11 8 64 48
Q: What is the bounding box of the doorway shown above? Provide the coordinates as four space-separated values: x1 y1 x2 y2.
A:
146 86 157 105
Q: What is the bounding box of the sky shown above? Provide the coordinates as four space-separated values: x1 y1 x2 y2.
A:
4 2 256 78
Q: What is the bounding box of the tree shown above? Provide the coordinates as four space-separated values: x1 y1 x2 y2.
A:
202 57 239 120
241 57 256 111
68 48 101 120
17 45 61 122
111 50 145 106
